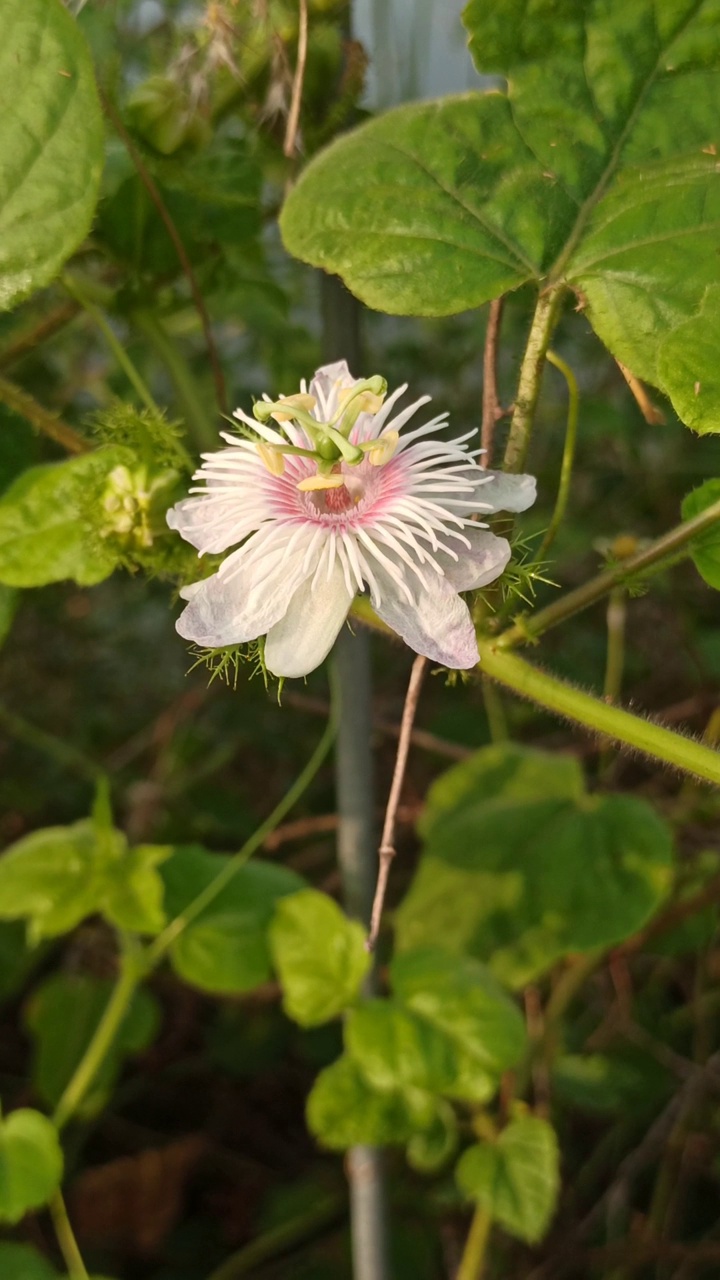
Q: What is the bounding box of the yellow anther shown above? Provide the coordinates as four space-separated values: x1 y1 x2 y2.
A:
367 430 399 466
297 473 346 492
270 393 317 423
257 443 286 476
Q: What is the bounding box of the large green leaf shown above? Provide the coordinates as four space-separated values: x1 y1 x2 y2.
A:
269 889 370 1027
161 846 304 995
395 747 673 987
0 1109 63 1224
456 1115 560 1244
24 973 160 1114
658 286 720 434
280 0 720 400
0 449 130 589
0 0 104 310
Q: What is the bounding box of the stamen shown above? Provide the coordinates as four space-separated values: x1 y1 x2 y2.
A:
297 473 346 492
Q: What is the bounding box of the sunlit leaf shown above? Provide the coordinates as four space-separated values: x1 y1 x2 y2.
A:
0 1109 63 1223
269 889 370 1027
456 1114 560 1244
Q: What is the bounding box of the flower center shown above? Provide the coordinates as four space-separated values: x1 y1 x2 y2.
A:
306 470 366 517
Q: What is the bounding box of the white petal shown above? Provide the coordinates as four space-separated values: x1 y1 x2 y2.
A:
175 531 317 648
471 470 537 514
438 527 512 592
372 566 479 669
309 360 357 409
264 562 354 677
167 493 266 554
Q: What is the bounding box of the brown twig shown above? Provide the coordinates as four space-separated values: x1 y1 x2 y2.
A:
0 372 89 454
0 301 80 371
283 0 309 158
481 297 504 464
100 92 228 417
616 359 666 425
367 656 427 951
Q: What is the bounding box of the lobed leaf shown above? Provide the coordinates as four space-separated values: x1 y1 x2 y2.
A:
456 1114 560 1244
269 889 370 1026
0 1109 63 1224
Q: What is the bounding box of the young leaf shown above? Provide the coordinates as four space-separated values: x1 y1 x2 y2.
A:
682 479 720 589
100 844 170 936
269 889 370 1027
344 1000 460 1096
0 821 120 943
0 449 131 589
306 1054 437 1150
24 974 160 1115
0 1109 63 1223
456 1115 560 1244
161 846 304 995
0 0 104 310
390 948 527 1089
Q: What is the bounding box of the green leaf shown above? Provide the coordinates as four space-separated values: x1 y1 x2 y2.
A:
281 0 720 393
420 744 584 839
0 449 130 589
161 846 304 995
0 0 103 310
0 1243 58 1280
100 844 170 936
396 750 673 986
658 286 720 434
24 973 160 1114
0 820 119 942
456 1115 560 1244
345 1000 460 1096
269 889 370 1027
406 1100 458 1173
390 949 527 1092
682 479 720 589
306 1054 437 1151
0 1109 63 1223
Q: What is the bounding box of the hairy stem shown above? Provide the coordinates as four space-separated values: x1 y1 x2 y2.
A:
478 642 720 786
0 373 88 455
503 287 565 474
457 1205 493 1280
498 497 720 649
49 1192 90 1280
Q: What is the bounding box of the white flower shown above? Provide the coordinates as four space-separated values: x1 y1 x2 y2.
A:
167 361 536 678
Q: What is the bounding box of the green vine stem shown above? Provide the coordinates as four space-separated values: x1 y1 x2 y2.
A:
52 709 337 1135
146 702 337 964
53 934 144 1130
535 350 579 560
62 277 158 415
503 286 566 474
498 497 720 650
457 1204 493 1280
49 1191 90 1280
131 309 218 450
477 642 720 786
